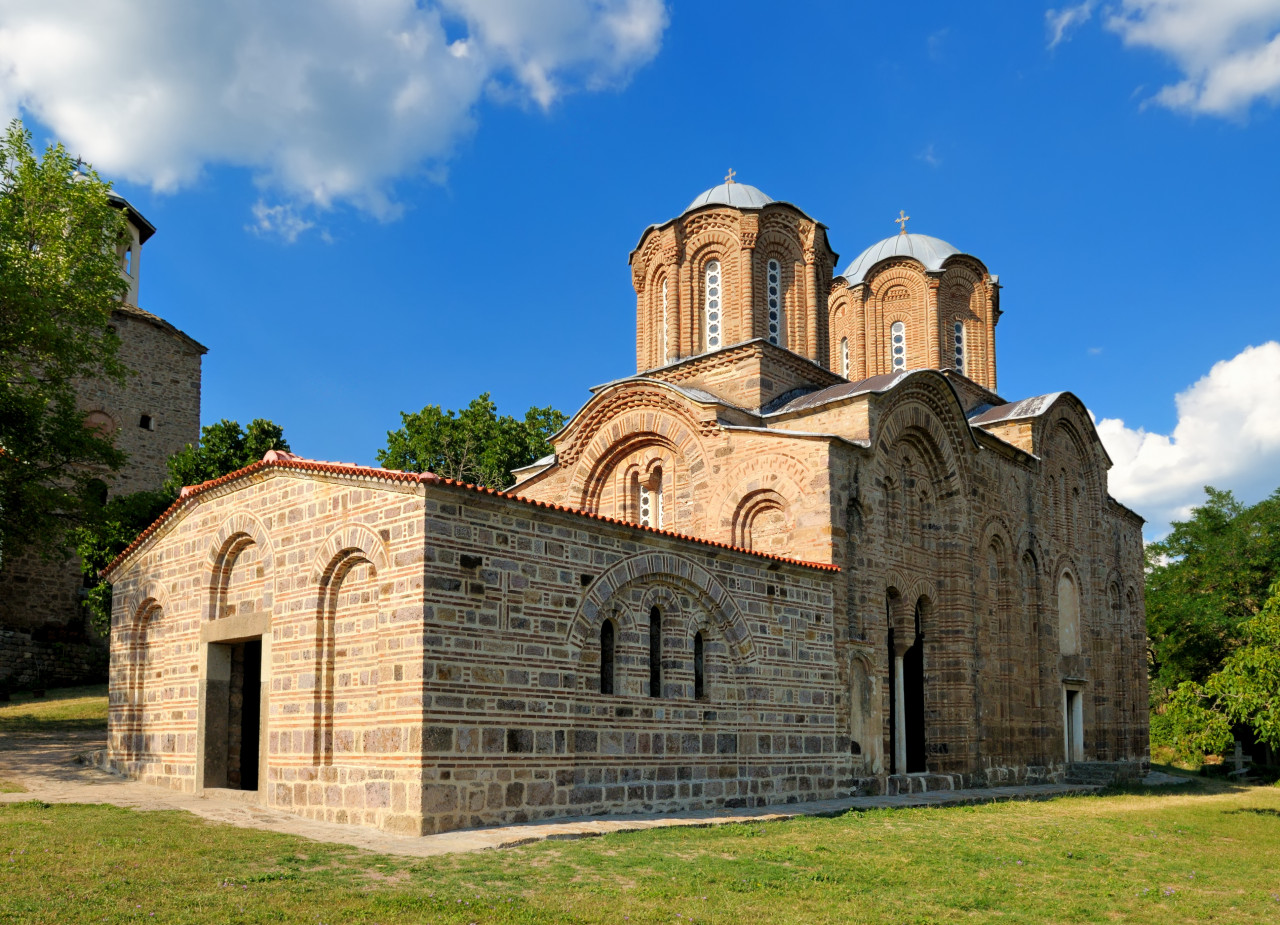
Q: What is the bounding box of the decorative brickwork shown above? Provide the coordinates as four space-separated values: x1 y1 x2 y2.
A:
106 181 1146 836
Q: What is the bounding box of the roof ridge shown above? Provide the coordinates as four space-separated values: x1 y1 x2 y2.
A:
104 455 840 578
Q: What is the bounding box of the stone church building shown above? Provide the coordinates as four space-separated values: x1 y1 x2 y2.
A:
103 180 1148 836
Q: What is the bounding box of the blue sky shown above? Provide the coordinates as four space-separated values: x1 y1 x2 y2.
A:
3 1 1279 537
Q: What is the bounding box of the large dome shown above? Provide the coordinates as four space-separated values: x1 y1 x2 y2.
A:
683 182 774 214
839 233 962 284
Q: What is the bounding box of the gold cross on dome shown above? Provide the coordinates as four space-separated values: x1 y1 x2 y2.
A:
725 167 736 184
895 210 910 235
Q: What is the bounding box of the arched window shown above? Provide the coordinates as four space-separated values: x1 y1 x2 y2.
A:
693 631 705 700
600 620 615 695
953 321 965 374
661 277 669 362
704 260 722 351
649 606 662 697
639 468 664 528
890 321 906 371
840 337 850 378
766 259 783 346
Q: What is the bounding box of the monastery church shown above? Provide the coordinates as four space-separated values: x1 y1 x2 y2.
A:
103 177 1149 836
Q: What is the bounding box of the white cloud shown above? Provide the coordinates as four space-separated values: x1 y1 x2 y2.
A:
1103 0 1280 115
1047 1 1096 49
0 0 667 234
247 200 314 244
1096 342 1280 537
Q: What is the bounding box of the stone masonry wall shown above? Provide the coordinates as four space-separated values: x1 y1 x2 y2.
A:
106 466 843 836
0 308 203 677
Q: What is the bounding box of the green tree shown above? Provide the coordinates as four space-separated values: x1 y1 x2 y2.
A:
164 418 290 494
76 418 289 631
1145 487 1280 697
0 119 130 559
378 393 564 489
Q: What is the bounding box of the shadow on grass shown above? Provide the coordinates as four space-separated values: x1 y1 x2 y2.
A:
0 684 108 736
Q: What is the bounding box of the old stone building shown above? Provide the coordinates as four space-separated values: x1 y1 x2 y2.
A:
102 179 1148 836
0 196 205 690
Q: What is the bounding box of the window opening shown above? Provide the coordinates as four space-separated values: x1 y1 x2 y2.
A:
649 606 662 697
891 321 906 371
953 321 965 374
138 414 153 430
124 246 133 276
705 260 721 350
661 277 669 362
693 631 705 700
841 337 850 378
766 259 782 345
639 482 652 527
600 620 615 695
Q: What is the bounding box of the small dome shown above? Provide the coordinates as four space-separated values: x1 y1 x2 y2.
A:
839 233 962 284
684 182 774 214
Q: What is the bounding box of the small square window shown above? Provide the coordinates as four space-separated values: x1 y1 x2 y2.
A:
139 414 154 430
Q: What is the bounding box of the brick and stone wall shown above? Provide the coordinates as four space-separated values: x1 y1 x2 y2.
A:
105 465 843 836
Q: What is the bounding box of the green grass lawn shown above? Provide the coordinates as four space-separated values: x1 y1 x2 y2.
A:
2 781 1279 924
3 688 1277 923
0 685 108 736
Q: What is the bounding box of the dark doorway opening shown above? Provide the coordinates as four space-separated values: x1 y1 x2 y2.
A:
228 639 261 791
903 633 926 773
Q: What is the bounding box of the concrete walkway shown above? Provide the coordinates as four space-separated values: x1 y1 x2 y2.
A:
1 731 1109 859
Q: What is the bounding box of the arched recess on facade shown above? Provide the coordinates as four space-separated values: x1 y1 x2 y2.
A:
756 226 804 349
711 452 811 556
976 521 1017 758
310 525 391 766
687 228 739 349
206 511 275 621
867 264 928 374
567 393 709 523
1053 555 1083 657
846 648 878 773
570 551 757 666
874 375 976 498
122 591 165 761
875 383 972 550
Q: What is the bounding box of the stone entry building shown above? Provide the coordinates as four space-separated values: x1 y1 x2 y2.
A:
103 180 1148 835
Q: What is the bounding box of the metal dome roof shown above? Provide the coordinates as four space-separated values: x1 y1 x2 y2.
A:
839 233 962 284
683 182 774 214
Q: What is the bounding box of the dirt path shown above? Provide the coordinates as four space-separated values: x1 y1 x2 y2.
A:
0 731 1120 859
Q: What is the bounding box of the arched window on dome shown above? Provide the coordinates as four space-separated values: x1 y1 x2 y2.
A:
841 337 850 378
953 321 965 375
661 277 669 362
704 260 722 351
890 321 906 371
766 259 783 346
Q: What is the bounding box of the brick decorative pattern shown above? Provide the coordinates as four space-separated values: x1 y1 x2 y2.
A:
106 189 1146 835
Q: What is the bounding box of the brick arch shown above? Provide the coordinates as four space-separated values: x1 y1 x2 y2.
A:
556 382 710 468
205 511 275 621
710 452 811 550
884 571 938 621
756 231 804 348
569 552 757 665
874 375 976 495
569 401 708 515
309 523 391 587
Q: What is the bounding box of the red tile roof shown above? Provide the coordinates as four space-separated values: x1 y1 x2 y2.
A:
103 453 840 578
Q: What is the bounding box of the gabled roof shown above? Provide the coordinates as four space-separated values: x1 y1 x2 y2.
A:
103 452 840 579
968 393 1065 426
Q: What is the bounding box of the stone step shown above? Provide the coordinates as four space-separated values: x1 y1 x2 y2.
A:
885 773 961 795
